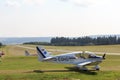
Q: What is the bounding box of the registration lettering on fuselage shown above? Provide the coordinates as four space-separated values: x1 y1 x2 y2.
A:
52 56 76 61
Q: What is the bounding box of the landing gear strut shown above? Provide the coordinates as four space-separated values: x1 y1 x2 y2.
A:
93 65 100 71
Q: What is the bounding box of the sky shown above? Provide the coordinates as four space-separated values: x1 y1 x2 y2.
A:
0 0 120 37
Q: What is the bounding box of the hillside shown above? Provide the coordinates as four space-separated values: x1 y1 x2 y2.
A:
0 37 51 45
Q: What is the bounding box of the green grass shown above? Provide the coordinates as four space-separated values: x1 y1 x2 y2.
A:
0 45 120 80
0 55 120 80
0 71 120 80
22 44 120 54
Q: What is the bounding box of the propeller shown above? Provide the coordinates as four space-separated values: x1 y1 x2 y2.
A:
102 53 106 59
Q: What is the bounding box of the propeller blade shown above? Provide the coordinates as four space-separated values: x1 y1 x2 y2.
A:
102 53 106 59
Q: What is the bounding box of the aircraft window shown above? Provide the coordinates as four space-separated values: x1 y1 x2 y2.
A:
75 53 81 58
83 53 89 58
75 52 97 59
75 53 85 59
88 54 96 58
82 53 95 59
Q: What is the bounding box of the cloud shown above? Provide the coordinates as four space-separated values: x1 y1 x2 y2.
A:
23 0 46 5
61 0 97 7
4 0 97 7
73 0 92 6
5 0 21 7
4 0 46 7
60 0 68 2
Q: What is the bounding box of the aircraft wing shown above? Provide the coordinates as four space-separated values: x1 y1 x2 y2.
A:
77 61 92 67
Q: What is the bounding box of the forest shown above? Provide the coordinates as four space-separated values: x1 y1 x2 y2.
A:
24 36 120 46
0 42 3 47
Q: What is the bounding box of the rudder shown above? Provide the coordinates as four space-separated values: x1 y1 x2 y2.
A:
36 46 51 61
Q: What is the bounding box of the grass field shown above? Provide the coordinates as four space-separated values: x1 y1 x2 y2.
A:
0 45 120 80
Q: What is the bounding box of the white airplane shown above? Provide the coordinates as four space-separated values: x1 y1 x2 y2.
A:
36 46 106 71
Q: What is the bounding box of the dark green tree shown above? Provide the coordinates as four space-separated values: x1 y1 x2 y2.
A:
0 42 3 48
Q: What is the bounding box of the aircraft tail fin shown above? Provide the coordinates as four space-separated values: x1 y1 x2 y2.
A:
25 50 30 56
36 46 51 61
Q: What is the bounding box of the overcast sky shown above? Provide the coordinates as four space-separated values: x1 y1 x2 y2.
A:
0 0 120 37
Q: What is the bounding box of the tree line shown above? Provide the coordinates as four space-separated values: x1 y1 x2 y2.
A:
51 36 120 46
0 42 3 48
23 42 51 45
23 36 120 46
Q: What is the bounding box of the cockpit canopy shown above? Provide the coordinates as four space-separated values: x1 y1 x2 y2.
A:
75 51 97 59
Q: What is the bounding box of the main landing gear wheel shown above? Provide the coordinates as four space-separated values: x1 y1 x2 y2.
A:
94 65 100 71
